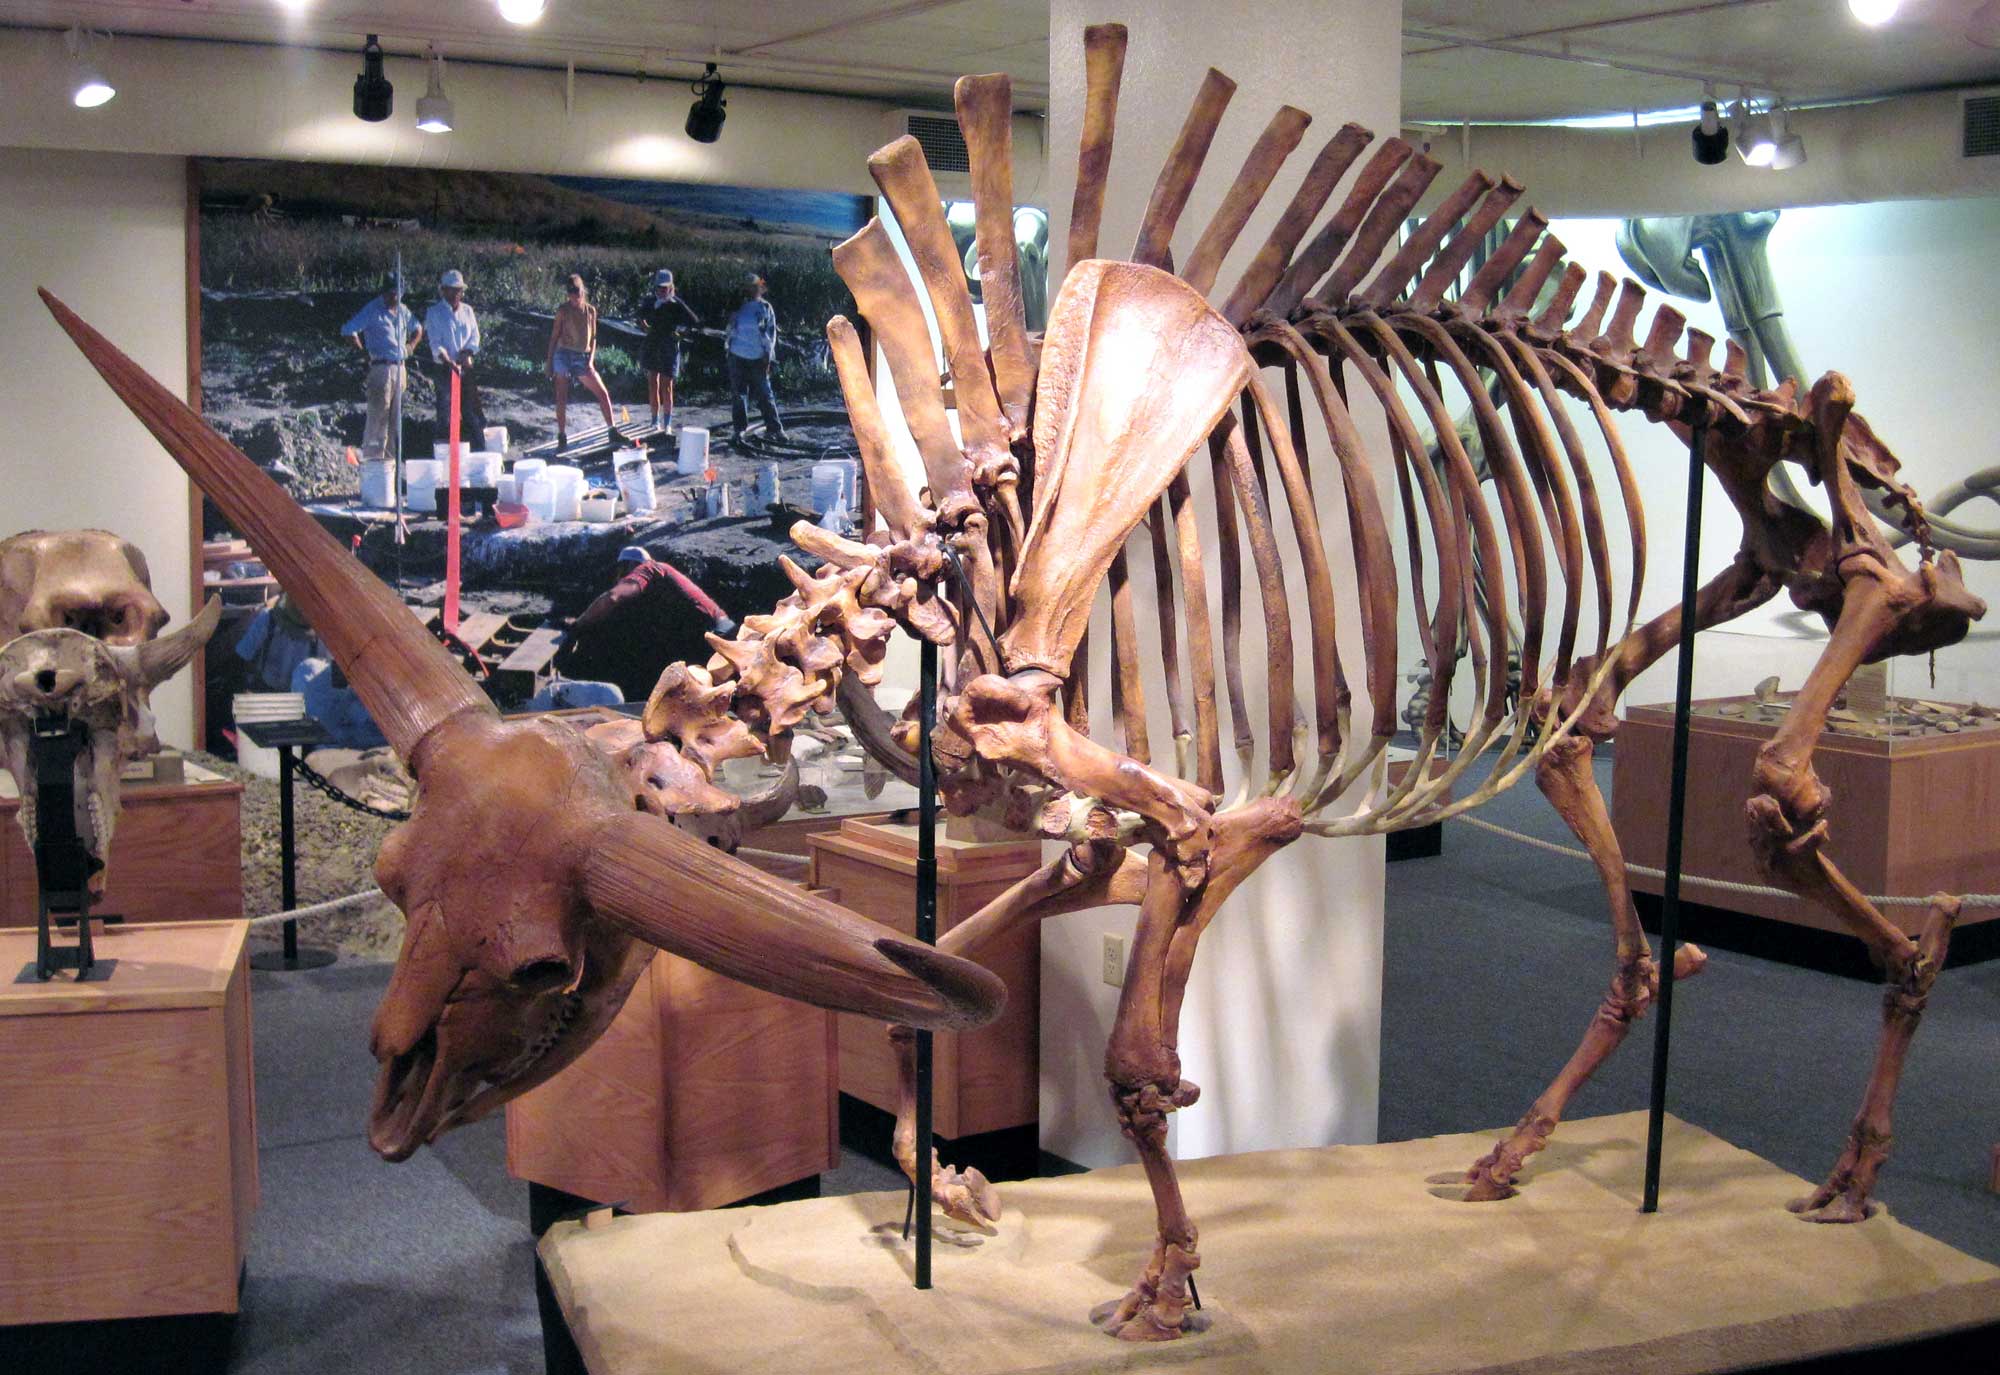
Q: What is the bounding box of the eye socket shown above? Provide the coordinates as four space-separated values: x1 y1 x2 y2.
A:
509 958 575 993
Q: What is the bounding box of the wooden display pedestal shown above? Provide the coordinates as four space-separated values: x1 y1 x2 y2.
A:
808 819 1044 1153
0 920 258 1329
0 766 243 927
505 940 840 1215
1613 696 2000 946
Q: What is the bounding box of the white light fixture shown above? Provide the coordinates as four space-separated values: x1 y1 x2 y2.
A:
415 48 454 133
66 25 115 108
1735 96 1777 166
498 0 547 24
1765 103 1806 170
1848 0 1901 24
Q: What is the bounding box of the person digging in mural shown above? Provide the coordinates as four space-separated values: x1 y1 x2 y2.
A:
341 273 422 461
725 271 788 445
556 544 738 702
424 269 487 450
545 274 626 453
636 268 699 439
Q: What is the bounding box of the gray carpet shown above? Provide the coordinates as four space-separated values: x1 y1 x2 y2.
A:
222 757 2000 1372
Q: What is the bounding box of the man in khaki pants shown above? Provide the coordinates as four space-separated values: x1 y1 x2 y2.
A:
341 274 422 461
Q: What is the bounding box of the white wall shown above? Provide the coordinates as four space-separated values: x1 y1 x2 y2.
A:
0 28 1047 203
1532 199 2000 711
1409 91 2000 220
1041 0 1400 1168
0 146 195 748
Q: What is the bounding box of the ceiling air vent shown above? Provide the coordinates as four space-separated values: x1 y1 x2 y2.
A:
1965 93 2000 159
901 111 970 174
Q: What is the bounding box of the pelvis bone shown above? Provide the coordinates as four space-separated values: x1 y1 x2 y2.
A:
0 598 218 878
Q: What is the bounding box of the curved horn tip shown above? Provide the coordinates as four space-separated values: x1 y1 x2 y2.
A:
875 937 1007 1030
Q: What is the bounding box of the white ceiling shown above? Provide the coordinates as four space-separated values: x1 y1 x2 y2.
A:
2 0 1996 121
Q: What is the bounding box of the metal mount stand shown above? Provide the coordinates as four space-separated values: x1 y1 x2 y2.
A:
17 711 118 983
242 718 338 972
912 636 938 1289
1642 409 1710 1212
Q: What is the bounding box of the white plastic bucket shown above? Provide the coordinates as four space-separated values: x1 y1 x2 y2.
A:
754 464 781 510
496 474 518 504
543 464 585 522
404 458 444 488
520 473 556 523
431 442 454 462
360 460 397 509
613 449 657 515
676 427 710 476
482 424 510 454
512 457 547 487
580 489 618 524
811 459 858 513
462 451 503 487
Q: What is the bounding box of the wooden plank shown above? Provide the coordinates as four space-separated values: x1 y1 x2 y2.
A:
0 779 242 927
812 822 1043 1140
0 920 254 1323
1613 699 2000 937
506 937 838 1212
0 920 246 1016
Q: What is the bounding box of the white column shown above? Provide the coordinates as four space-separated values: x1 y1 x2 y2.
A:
1040 0 1404 1166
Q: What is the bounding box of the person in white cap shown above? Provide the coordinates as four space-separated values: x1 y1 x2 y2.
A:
424 268 487 450
636 268 699 437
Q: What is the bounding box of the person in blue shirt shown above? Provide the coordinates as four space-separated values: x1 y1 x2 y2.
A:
423 269 487 451
341 275 422 462
724 272 787 444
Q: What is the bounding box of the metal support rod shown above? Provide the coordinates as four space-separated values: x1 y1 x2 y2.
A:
914 635 938 1290
1643 410 1708 1213
279 743 299 964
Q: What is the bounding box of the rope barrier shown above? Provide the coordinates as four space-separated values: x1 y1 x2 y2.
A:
1448 815 1999 908
246 886 387 928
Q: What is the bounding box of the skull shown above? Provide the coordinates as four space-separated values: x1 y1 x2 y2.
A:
0 599 218 882
42 288 1006 1166
2 530 176 754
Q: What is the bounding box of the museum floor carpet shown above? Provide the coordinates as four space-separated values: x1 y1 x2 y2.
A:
538 1111 2000 1375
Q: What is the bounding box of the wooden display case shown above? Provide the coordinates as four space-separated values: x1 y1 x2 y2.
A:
1612 695 2000 938
0 920 258 1326
505 936 841 1215
0 765 243 927
808 819 1045 1142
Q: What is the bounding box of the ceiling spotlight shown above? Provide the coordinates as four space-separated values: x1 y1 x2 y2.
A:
415 48 454 133
66 25 115 109
498 0 547 24
1765 104 1806 170
353 33 393 122
1735 99 1776 166
686 63 726 144
1848 0 1900 24
1690 85 1728 165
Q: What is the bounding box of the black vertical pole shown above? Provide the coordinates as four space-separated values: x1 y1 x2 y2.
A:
914 637 938 1289
279 743 300 964
1643 410 1709 1213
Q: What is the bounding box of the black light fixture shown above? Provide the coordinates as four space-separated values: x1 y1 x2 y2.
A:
353 33 393 123
686 63 726 143
1690 84 1728 165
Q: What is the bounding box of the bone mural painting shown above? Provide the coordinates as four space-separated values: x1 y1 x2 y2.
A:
34 13 1988 1348
0 529 219 885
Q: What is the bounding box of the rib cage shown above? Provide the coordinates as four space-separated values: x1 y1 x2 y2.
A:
812 22 1879 841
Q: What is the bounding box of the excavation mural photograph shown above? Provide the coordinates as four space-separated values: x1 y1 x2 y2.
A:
193 156 871 749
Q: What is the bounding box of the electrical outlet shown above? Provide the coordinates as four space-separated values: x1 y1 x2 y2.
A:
1102 933 1125 988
